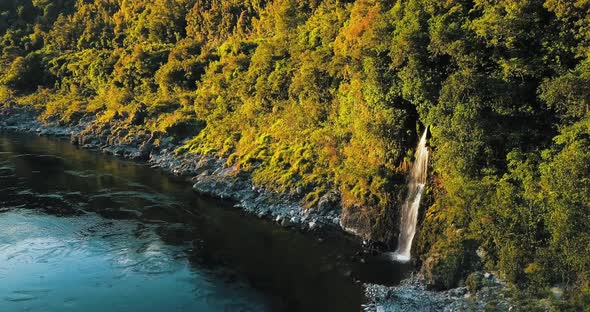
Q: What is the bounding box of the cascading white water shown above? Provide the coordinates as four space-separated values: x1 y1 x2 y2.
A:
391 127 429 263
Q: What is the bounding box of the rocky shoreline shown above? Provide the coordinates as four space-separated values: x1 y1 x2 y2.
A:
0 105 342 234
363 272 523 312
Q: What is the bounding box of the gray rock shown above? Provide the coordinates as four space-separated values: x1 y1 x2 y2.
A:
317 190 340 213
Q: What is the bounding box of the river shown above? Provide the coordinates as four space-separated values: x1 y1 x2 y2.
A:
0 132 411 311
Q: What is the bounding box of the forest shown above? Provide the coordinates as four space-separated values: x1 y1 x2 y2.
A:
1 0 589 309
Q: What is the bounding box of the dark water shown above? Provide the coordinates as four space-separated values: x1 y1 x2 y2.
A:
0 133 411 312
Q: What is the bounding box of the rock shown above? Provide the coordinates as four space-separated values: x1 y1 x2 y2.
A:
280 218 292 227
160 136 174 148
465 272 484 295
421 253 453 290
339 209 373 241
138 141 153 159
308 220 318 230
421 239 481 291
317 190 340 213
448 287 467 297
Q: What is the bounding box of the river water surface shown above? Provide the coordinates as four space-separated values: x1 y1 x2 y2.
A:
0 133 410 311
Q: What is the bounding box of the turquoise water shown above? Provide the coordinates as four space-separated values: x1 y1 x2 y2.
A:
0 211 271 311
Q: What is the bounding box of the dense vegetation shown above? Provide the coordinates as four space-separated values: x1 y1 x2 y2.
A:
1 0 589 308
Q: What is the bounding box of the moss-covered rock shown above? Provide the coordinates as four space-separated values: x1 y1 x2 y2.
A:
421 233 480 290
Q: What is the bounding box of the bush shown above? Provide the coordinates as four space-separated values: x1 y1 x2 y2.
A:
1 53 51 91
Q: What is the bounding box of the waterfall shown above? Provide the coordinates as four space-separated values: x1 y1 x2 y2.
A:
391 127 429 263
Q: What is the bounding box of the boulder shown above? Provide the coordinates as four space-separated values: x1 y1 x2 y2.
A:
421 239 481 290
317 190 340 213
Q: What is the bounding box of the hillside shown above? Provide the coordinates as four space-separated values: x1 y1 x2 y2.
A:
1 0 589 308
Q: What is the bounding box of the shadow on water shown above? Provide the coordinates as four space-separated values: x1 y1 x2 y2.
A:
0 133 412 312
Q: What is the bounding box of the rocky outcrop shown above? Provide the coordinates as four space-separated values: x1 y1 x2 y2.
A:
339 209 375 241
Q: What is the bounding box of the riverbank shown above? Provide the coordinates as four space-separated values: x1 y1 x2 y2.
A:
0 104 342 234
0 130 381 311
1 103 515 311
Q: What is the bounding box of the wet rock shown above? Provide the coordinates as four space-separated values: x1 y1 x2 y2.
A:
139 141 153 154
339 210 373 241
280 217 292 227
365 272 514 312
70 135 80 145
